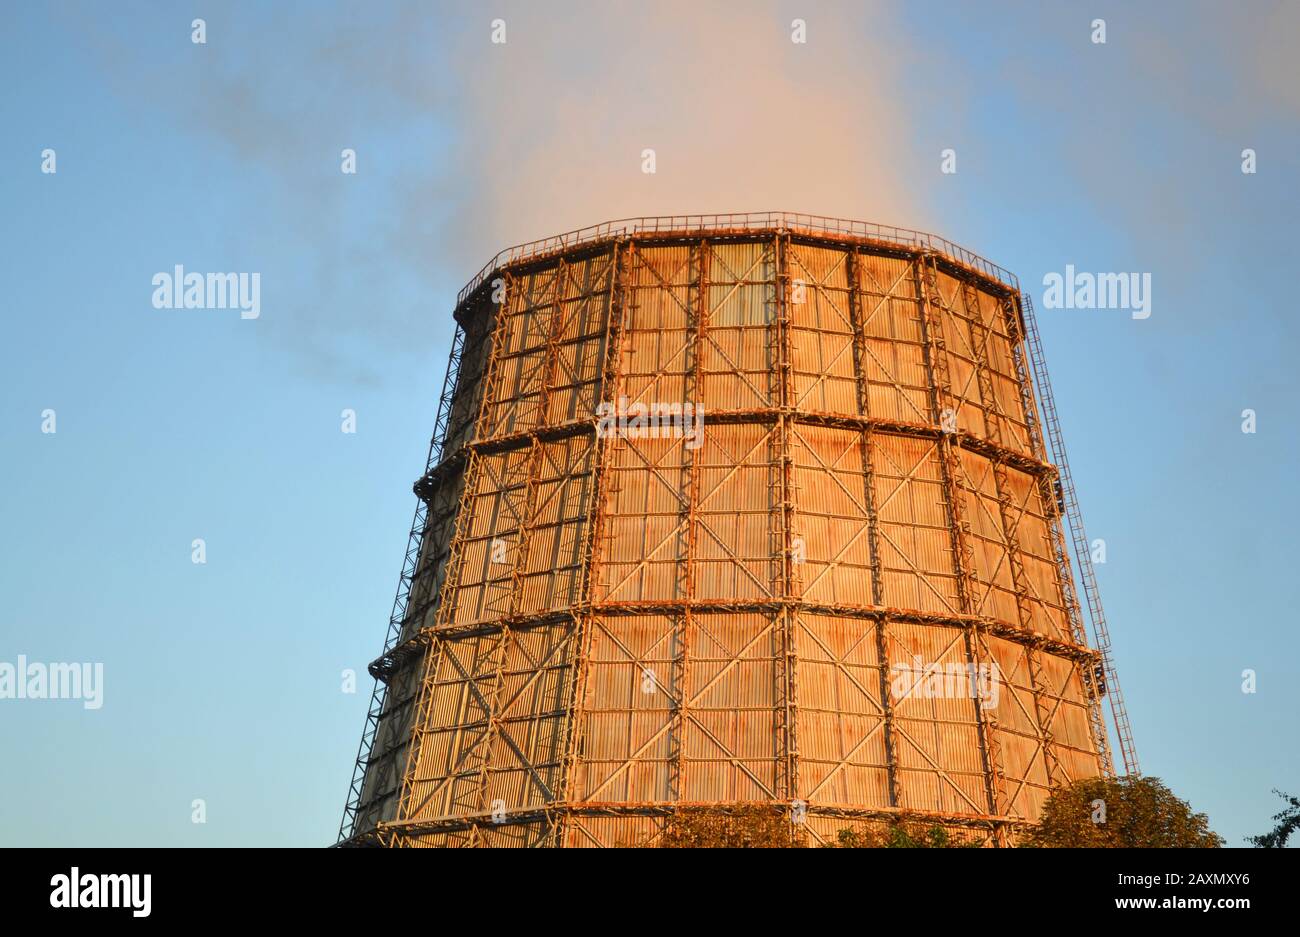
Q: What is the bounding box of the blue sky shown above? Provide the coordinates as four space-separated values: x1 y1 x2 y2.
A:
2 1 1296 846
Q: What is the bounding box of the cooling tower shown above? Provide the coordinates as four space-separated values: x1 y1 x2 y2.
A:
338 213 1133 848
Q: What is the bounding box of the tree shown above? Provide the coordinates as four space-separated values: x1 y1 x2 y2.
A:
1022 775 1223 848
657 806 805 848
825 821 978 848
653 809 978 847
1247 789 1300 848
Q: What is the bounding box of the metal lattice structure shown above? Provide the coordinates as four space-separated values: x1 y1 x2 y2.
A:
338 213 1136 848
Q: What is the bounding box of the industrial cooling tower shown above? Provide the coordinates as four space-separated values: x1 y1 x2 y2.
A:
338 213 1136 848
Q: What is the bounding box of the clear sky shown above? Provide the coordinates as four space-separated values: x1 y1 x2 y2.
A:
2 1 1296 847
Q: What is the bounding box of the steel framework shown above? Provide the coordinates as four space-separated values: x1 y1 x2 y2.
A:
337 215 1136 847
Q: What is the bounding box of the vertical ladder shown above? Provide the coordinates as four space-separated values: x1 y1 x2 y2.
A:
338 322 467 842
1019 294 1139 777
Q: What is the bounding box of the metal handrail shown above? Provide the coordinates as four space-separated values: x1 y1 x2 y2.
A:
456 212 1019 305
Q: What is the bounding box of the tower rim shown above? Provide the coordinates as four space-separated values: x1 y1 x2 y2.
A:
454 212 1021 316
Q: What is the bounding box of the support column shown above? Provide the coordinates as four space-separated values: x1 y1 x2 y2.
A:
915 255 1009 839
669 240 709 802
773 232 801 806
846 247 903 810
557 242 629 844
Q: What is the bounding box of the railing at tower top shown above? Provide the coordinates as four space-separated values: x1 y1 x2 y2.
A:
1020 293 1139 777
456 212 1020 305
337 323 467 844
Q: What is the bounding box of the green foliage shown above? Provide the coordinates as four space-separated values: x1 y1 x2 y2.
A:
650 776 1232 849
1247 789 1300 848
657 806 805 848
654 808 975 848
826 821 978 848
1022 775 1223 848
